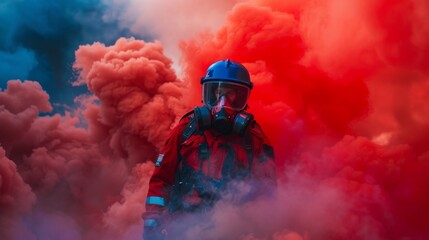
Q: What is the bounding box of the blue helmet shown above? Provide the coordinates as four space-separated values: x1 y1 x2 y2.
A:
201 59 253 89
201 60 253 111
196 60 254 134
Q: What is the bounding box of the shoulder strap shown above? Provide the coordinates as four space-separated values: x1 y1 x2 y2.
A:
180 110 195 121
181 115 197 142
243 128 254 170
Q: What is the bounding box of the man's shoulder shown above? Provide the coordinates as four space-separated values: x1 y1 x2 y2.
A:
180 110 194 122
249 120 271 144
167 110 195 138
249 120 263 137
176 110 194 129
162 110 194 146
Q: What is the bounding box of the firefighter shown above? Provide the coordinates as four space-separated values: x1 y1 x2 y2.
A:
142 59 277 239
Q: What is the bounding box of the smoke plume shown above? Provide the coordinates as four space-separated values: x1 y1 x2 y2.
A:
1 0 429 239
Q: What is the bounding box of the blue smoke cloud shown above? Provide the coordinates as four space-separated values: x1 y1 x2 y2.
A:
0 0 147 111
0 47 37 81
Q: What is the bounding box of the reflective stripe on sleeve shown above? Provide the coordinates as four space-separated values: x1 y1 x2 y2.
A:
144 219 159 227
145 196 166 206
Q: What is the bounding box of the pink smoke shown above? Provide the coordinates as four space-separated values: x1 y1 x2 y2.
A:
1 38 188 239
0 146 36 240
108 0 241 65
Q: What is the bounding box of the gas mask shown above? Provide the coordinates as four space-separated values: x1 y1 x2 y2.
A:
194 81 254 135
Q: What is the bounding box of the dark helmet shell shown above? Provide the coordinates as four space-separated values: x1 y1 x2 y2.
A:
201 59 253 89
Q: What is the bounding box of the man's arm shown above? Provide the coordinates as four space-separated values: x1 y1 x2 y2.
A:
143 117 190 239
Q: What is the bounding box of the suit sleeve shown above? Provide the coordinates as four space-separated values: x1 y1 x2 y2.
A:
142 117 189 227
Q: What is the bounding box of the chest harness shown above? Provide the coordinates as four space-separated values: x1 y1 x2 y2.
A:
169 113 255 212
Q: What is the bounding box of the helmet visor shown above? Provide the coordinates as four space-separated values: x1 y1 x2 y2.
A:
203 82 250 111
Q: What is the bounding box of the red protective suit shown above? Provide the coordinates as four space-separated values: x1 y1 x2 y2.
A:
143 112 276 234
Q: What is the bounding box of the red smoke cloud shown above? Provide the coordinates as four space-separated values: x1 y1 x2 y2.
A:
179 0 429 239
1 0 429 239
0 147 35 240
74 38 188 156
1 39 188 239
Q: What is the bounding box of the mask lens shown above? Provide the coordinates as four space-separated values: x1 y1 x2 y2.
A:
203 82 250 110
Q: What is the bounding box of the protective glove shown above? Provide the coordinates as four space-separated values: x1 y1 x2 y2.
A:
143 223 167 240
142 204 167 240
